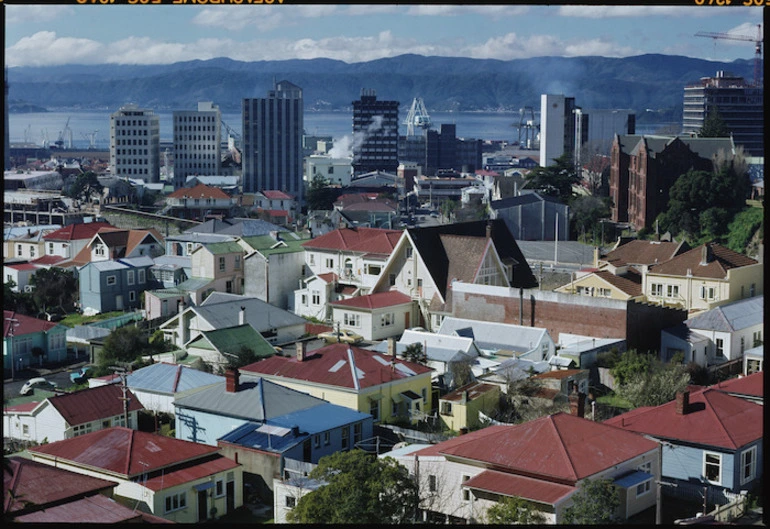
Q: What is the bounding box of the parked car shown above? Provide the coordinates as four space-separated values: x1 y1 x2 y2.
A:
70 366 91 384
20 377 58 396
317 329 364 344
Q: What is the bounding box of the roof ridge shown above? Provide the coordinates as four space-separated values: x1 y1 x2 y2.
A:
551 414 580 481
125 428 135 475
700 390 741 449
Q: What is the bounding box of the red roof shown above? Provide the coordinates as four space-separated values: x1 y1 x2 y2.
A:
43 222 114 242
48 384 145 426
316 272 338 283
28 427 224 478
648 243 758 280
4 310 60 337
30 255 67 266
14 494 147 524
416 412 657 483
302 227 402 255
5 263 38 271
262 190 294 200
330 291 412 310
167 182 230 200
240 343 432 390
142 453 239 491
604 387 763 449
464 469 575 505
710 372 763 398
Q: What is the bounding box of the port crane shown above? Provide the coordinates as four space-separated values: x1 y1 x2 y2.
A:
55 117 74 149
517 106 538 150
221 120 241 149
81 130 99 150
695 24 763 87
403 97 432 137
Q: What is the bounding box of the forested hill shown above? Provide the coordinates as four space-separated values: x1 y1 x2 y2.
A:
7 54 756 118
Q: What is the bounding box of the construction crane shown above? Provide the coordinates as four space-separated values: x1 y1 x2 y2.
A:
517 106 537 149
221 120 241 149
55 117 73 149
81 130 99 150
403 97 432 137
695 24 763 87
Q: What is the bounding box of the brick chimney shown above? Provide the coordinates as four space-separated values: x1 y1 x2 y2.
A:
239 305 246 326
388 337 397 360
569 387 585 418
296 341 307 362
225 368 239 393
675 390 690 415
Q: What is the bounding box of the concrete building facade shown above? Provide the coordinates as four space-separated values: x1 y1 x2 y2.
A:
109 104 160 182
172 102 222 189
351 89 399 176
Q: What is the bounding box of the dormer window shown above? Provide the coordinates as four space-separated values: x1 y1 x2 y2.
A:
95 244 106 257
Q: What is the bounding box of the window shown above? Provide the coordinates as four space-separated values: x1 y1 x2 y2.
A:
215 478 225 497
421 387 427 403
381 313 395 327
309 254 315 265
138 269 145 284
314 434 320 448
106 275 117 286
344 313 360 327
700 285 716 300
73 423 93 437
22 425 29 436
753 331 762 347
234 255 241 270
741 446 757 484
48 242 54 254
127 270 135 285
715 338 724 358
651 283 663 296
703 452 722 485
301 294 307 306
406 247 413 259
95 244 106 257
598 288 612 297
369 398 380 421
285 496 296 508
311 291 320 305
366 264 381 276
389 273 396 286
636 479 652 497
129 291 136 302
462 475 471 501
392 399 400 416
165 492 187 513
30 247 35 258
17 244 22 257
354 423 362 445
638 461 652 473
219 256 226 272
440 401 452 416
325 258 334 268
666 284 679 298
428 475 437 492
323 431 330 446
341 427 349 450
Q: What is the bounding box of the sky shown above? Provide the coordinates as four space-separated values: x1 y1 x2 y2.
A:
4 4 765 68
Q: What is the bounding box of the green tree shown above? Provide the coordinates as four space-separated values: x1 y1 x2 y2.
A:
485 495 546 524
617 361 691 408
699 108 730 138
403 342 426 364
562 478 620 524
3 280 37 315
29 268 78 314
65 171 103 202
305 176 336 211
287 449 418 524
524 153 580 204
609 350 653 387
224 345 264 370
726 206 763 254
100 325 153 368
570 195 612 243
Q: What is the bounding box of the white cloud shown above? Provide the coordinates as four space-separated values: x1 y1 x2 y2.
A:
5 5 74 24
6 31 103 67
466 33 637 61
406 5 530 17
192 5 340 31
558 5 735 18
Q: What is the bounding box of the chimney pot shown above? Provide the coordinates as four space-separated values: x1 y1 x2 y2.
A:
569 387 586 418
676 390 690 415
239 305 246 326
297 341 307 362
388 337 397 360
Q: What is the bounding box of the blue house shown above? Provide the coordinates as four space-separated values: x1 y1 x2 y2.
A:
78 256 157 315
174 368 373 500
606 385 763 507
4 310 68 374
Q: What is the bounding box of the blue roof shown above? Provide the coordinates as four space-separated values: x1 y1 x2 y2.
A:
220 421 307 454
614 471 653 488
125 362 223 394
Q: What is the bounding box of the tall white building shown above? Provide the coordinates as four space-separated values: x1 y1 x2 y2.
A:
172 102 222 189
539 94 577 167
110 104 160 182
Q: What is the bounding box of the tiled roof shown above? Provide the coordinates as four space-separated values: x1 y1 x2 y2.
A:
167 182 231 200
464 469 575 505
684 295 763 332
604 387 762 449
42 222 114 242
261 190 294 200
604 239 689 267
330 291 412 310
28 427 224 478
648 243 757 279
302 227 402 255
593 269 642 296
416 412 657 482
48 384 144 426
4 310 60 337
240 343 433 391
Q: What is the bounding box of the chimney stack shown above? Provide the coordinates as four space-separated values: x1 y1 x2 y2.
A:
239 305 246 326
675 390 690 415
486 221 492 240
569 386 586 418
388 337 397 360
700 244 711 265
296 341 307 362
225 368 239 393
178 300 187 347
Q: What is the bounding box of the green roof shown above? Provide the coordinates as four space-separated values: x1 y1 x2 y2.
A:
241 234 307 256
191 324 276 358
203 241 245 255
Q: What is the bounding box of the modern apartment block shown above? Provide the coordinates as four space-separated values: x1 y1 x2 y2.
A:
242 80 304 203
397 124 482 176
352 89 399 176
539 94 579 167
109 104 160 182
172 102 222 189
682 70 764 156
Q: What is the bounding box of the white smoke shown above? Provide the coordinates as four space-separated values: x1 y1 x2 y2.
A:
328 115 385 158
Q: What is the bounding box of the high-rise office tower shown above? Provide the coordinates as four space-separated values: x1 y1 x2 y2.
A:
682 70 764 156
539 94 579 167
242 80 304 203
110 104 160 182
172 102 222 189
352 89 399 176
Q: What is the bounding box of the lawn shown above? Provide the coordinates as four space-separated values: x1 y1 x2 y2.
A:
60 311 124 328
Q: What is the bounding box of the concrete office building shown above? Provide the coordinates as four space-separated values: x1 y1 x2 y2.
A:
110 104 160 182
352 89 399 176
539 94 579 167
172 102 222 189
682 71 764 156
242 80 304 203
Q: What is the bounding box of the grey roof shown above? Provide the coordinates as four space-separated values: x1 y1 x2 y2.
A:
173 376 326 421
167 232 236 244
90 260 128 272
744 345 763 358
371 331 478 363
490 192 565 210
152 255 192 269
196 293 306 331
188 218 289 237
176 277 215 291
517 240 597 267
119 256 155 268
437 317 549 353
66 325 112 343
125 362 224 394
663 323 711 344
685 295 764 333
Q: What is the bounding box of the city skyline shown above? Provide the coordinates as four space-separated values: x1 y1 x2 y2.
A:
5 4 764 68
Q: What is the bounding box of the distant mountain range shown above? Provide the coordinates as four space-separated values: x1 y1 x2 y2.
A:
6 54 756 120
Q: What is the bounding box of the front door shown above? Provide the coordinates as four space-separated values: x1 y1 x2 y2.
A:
226 481 235 513
197 490 208 522
115 295 124 310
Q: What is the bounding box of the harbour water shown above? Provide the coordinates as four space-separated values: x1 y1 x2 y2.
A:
8 110 677 151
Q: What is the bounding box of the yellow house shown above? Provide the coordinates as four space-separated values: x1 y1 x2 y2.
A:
438 382 501 432
239 342 434 424
555 269 643 301
643 243 762 314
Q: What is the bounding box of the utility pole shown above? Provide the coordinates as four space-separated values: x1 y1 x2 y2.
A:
5 316 20 381
111 365 131 428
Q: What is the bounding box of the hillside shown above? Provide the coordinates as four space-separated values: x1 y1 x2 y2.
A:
7 54 756 117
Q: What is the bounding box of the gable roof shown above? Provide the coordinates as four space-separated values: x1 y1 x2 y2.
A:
4 310 61 337
168 182 231 200
124 362 224 394
260 190 295 200
190 324 276 359
604 387 763 450
186 217 288 237
47 384 144 426
302 227 402 255
27 427 228 478
416 412 657 483
437 317 549 354
240 343 433 391
684 295 763 332
603 239 690 267
648 243 758 279
180 293 306 332
42 222 114 242
406 220 538 297
490 192 566 210
591 269 643 296
464 469 575 505
329 291 412 310
173 376 326 421
440 381 499 402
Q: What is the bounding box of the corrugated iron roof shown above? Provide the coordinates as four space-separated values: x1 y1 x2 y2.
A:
464 469 575 505
330 291 412 310
710 371 763 399
13 493 144 523
124 362 223 394
4 310 61 337
302 227 401 255
48 384 144 426
685 295 763 333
